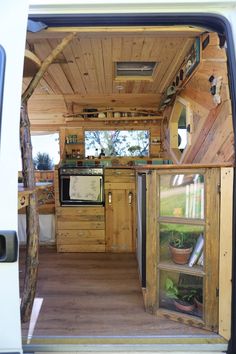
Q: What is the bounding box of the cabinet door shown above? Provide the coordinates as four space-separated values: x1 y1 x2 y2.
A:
105 188 135 252
145 168 220 331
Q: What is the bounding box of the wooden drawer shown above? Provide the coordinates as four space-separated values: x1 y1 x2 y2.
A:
56 206 104 217
57 229 105 245
104 182 135 190
57 244 105 252
104 169 135 183
57 219 104 230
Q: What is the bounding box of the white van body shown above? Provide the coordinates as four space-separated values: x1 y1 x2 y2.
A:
1 1 236 353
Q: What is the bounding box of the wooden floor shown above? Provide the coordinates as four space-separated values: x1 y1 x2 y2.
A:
20 247 210 339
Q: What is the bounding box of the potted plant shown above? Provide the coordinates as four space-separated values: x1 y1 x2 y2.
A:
194 288 203 313
169 232 193 265
165 277 196 313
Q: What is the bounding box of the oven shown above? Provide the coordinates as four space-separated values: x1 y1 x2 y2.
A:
59 167 104 206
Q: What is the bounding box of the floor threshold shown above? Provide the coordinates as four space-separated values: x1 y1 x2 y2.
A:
23 334 228 352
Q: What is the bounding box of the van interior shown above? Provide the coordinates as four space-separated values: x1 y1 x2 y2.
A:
18 20 234 349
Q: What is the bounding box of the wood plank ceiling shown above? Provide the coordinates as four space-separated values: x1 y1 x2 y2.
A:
23 26 204 126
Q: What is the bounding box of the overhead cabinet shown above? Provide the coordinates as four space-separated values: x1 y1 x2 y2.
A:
145 167 220 331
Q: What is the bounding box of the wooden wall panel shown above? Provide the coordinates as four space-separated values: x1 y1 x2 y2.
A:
163 33 234 164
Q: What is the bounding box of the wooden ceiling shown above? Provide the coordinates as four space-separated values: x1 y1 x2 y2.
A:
23 26 205 126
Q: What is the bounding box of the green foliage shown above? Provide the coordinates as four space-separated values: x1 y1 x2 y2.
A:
33 152 53 170
165 277 199 304
84 130 149 157
169 232 193 249
128 145 141 156
165 277 179 299
182 289 197 303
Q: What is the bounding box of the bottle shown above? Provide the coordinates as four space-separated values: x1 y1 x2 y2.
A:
95 148 99 158
99 148 105 159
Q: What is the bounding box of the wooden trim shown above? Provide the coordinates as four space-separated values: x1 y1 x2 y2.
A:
204 168 220 332
135 163 233 170
219 167 233 340
26 26 204 40
156 308 205 329
158 216 205 226
145 170 158 313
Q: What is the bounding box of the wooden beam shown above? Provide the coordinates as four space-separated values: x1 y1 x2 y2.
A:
20 32 77 323
219 167 233 340
24 49 41 77
26 26 205 40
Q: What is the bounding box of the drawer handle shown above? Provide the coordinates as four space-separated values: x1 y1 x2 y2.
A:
108 192 112 205
128 192 133 204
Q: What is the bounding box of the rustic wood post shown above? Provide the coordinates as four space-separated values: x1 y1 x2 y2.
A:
20 102 39 322
20 32 76 322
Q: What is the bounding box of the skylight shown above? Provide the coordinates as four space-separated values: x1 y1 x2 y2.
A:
115 61 157 79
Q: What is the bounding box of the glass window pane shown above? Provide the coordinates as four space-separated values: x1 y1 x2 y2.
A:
84 130 149 157
160 174 204 219
160 223 204 268
159 270 203 318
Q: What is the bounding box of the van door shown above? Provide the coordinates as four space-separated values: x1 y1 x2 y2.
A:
0 1 28 353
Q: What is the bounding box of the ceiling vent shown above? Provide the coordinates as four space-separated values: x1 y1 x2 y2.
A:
115 61 157 80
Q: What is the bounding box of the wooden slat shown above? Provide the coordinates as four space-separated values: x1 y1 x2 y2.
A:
57 229 105 244
219 167 233 340
102 37 113 93
33 40 74 94
57 244 105 252
105 182 135 190
56 206 104 216
59 39 87 95
57 220 104 230
91 38 106 93
28 94 67 114
158 38 194 93
193 101 232 163
78 37 99 94
145 170 158 313
204 168 220 331
26 26 204 40
157 308 205 329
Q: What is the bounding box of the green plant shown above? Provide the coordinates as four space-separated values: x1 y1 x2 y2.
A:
33 152 53 170
165 277 197 304
182 288 197 303
169 232 193 249
165 277 179 299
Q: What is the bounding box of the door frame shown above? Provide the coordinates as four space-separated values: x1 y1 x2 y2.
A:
25 8 236 354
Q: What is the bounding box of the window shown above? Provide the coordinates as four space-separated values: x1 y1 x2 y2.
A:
18 132 60 170
85 130 149 157
169 97 192 161
115 61 157 80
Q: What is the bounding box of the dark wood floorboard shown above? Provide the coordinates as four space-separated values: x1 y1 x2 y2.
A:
19 247 209 337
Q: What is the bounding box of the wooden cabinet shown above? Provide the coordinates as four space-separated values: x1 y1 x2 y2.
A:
145 167 220 332
56 206 105 252
104 168 136 252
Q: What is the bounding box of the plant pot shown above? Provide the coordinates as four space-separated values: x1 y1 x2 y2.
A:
169 244 193 265
174 299 195 313
194 296 203 313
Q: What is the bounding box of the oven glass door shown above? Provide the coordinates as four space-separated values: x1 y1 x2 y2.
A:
60 175 104 205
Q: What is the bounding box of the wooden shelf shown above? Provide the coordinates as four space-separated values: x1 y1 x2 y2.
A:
158 216 205 226
65 142 83 145
158 260 205 276
65 115 162 123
